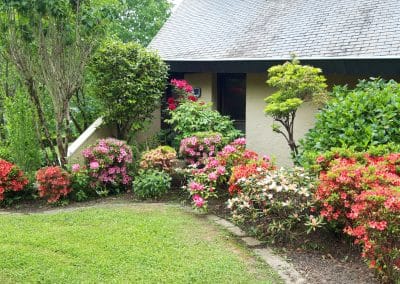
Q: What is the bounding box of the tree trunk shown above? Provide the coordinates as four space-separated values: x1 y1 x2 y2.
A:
26 78 58 165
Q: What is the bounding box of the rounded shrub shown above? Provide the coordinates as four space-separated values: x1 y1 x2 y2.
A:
82 138 133 195
299 79 400 167
0 159 29 202
36 166 71 203
139 146 177 172
133 169 171 199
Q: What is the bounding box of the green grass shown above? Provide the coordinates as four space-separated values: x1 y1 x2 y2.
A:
0 204 282 283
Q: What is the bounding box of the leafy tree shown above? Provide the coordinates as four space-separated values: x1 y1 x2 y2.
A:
4 90 42 172
112 0 171 45
264 58 328 156
1 0 115 166
91 40 168 142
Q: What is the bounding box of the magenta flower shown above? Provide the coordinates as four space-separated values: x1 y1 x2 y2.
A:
90 161 100 170
193 194 205 208
71 164 80 172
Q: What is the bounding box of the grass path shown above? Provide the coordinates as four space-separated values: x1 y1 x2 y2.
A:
0 203 282 283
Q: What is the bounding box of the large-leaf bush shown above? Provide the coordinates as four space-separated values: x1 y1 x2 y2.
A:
166 101 242 147
133 169 171 199
299 79 400 167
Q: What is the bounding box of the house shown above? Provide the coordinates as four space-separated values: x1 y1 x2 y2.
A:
148 0 400 165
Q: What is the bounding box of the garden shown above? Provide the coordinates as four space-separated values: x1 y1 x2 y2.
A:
0 1 399 284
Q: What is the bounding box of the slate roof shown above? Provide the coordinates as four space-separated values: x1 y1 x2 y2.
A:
149 0 400 60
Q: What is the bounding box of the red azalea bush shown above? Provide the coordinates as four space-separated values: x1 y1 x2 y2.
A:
0 159 29 201
179 132 223 167
186 138 274 210
316 150 400 281
36 166 71 203
167 79 197 110
82 138 133 194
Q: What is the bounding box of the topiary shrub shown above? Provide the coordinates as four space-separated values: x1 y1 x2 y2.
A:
82 138 134 195
0 159 29 202
299 79 400 167
91 40 168 142
133 169 171 199
36 166 71 203
139 146 177 172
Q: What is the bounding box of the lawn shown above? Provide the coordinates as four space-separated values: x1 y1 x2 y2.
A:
0 204 282 283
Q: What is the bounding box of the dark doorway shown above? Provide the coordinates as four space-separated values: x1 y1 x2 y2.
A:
217 74 246 132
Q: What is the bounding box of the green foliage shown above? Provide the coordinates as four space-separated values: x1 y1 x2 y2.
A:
264 58 328 155
4 90 42 173
165 101 242 147
133 169 171 199
91 40 168 141
111 0 171 45
299 79 400 167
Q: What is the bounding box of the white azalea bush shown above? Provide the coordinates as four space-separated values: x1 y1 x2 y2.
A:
228 167 324 242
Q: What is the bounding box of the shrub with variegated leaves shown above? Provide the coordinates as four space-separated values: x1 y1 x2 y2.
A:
228 167 321 242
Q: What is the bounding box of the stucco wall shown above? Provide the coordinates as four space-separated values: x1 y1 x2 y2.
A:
246 73 317 166
185 73 217 107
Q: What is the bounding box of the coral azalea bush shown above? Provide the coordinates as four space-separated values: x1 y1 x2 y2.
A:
36 166 71 203
0 159 28 201
83 138 133 193
316 150 400 281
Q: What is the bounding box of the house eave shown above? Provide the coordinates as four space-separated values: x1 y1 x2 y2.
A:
165 57 400 76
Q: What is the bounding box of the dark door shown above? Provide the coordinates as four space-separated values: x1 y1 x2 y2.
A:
218 74 246 132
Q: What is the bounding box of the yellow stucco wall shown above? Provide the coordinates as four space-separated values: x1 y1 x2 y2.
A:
185 73 217 107
246 73 317 166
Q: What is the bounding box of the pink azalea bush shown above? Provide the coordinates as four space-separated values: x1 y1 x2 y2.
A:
179 132 223 167
82 138 133 193
186 138 273 210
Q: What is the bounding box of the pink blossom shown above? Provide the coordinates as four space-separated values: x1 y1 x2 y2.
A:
208 172 218 181
193 194 205 207
71 164 80 172
90 161 100 170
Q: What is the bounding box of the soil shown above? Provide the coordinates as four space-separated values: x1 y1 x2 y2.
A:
1 190 381 284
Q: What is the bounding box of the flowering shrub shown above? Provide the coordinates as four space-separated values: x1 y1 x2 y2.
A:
82 138 133 194
133 169 171 199
168 79 197 110
69 164 92 202
228 167 321 242
0 159 29 202
316 150 400 280
179 132 223 167
36 166 71 203
186 138 273 210
139 146 177 172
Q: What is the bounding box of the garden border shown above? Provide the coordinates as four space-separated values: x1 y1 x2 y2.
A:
207 215 306 284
